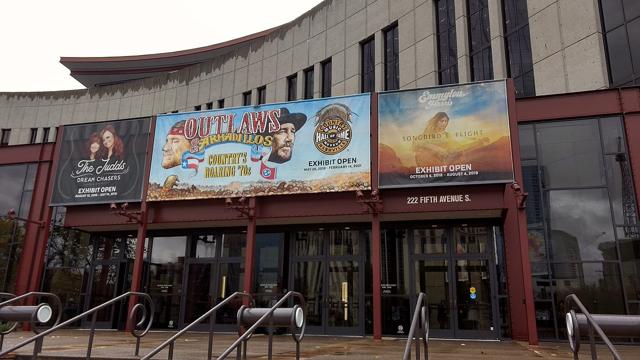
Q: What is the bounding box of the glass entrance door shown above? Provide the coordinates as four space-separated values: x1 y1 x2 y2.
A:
289 229 364 335
180 233 245 331
85 234 135 329
412 224 499 339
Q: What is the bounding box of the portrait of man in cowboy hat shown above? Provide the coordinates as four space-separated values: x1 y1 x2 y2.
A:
268 108 307 164
161 120 190 169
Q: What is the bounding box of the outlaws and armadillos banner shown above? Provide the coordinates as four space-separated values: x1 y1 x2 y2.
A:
147 95 370 201
378 80 514 188
50 118 151 205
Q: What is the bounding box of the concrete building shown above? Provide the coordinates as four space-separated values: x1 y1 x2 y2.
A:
0 0 638 344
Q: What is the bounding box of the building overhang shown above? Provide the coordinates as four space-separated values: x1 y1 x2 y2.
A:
60 26 279 88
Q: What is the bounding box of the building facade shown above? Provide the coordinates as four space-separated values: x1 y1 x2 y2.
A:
0 0 638 344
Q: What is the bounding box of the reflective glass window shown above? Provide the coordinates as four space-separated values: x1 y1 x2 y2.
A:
551 262 625 315
220 233 246 258
414 227 448 254
548 189 616 261
536 120 605 188
294 231 324 256
329 229 360 256
454 226 488 254
519 125 536 159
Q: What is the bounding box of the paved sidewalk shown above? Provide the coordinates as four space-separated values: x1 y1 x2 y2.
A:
1 330 638 359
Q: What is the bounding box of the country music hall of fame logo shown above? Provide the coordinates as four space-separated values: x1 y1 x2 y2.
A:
313 103 354 155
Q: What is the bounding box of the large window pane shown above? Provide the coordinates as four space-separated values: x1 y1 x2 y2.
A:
329 230 360 256
220 233 246 258
294 231 324 256
552 262 625 315
549 189 616 261
518 125 536 159
606 26 634 85
454 226 488 254
537 120 605 188
414 227 448 254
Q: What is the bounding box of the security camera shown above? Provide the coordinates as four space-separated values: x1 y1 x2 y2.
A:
510 183 521 192
225 197 233 206
238 197 246 204
7 209 16 220
109 203 118 210
121 202 129 210
371 190 378 198
355 190 364 201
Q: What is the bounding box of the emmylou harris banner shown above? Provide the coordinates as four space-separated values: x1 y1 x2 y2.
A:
147 94 371 201
50 118 151 205
378 80 514 188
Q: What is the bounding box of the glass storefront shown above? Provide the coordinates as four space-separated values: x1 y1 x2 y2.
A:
380 223 509 339
0 163 37 293
520 117 640 340
40 222 509 338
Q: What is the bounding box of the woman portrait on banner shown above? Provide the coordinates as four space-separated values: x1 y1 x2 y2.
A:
99 124 125 161
412 111 489 166
85 132 103 161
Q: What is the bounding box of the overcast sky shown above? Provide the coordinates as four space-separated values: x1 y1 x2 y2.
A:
0 0 324 92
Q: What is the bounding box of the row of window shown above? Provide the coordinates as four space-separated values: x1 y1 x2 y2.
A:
0 127 54 147
232 0 536 106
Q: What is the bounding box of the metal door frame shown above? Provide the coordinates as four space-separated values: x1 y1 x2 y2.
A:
83 234 131 329
409 223 501 340
179 233 244 332
288 228 366 336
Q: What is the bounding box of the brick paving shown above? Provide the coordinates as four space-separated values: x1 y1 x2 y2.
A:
0 330 638 359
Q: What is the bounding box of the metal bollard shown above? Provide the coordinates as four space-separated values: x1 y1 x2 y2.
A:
0 304 53 323
238 307 304 328
567 313 640 338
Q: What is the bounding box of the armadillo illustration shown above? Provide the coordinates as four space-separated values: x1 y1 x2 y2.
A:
162 175 179 192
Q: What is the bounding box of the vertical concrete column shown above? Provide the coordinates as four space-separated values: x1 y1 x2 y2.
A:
297 71 304 100
488 0 508 79
374 31 384 92
314 63 322 98
454 0 471 82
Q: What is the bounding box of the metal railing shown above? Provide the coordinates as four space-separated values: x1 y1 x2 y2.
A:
0 292 62 354
141 291 254 360
0 291 153 359
565 294 622 360
218 291 307 360
403 292 429 360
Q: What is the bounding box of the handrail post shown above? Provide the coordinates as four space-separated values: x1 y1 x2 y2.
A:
0 292 154 359
207 310 214 360
403 292 429 360
219 291 306 360
565 294 623 360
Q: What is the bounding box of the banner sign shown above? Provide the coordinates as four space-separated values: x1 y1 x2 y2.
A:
147 95 371 201
50 118 151 205
378 80 513 188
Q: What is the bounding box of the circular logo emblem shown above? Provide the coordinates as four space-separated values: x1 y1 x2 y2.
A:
313 104 353 155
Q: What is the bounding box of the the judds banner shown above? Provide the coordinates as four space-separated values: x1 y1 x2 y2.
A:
50 118 151 205
378 80 514 188
147 95 370 201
